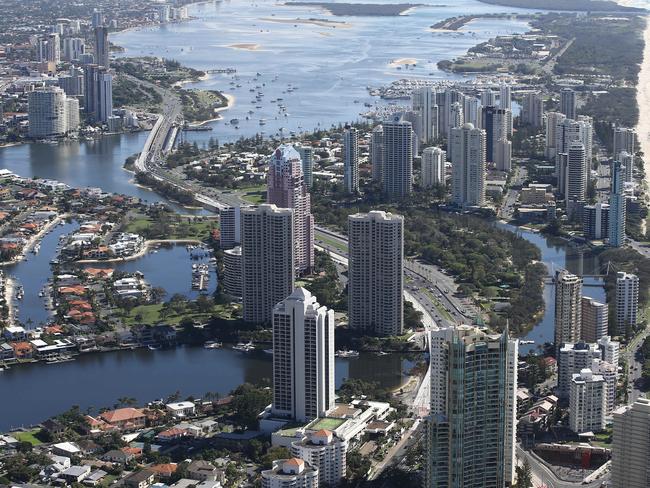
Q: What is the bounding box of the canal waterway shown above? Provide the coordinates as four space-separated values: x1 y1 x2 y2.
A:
0 348 413 431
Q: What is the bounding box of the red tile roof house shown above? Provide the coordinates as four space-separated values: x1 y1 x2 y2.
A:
99 408 146 431
156 428 190 443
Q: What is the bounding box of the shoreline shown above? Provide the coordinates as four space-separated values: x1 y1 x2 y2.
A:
75 238 202 264
0 214 67 268
636 15 650 210
188 93 236 127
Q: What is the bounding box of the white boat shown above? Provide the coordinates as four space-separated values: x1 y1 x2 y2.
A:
233 342 255 352
263 349 273 355
204 341 223 349
336 350 360 358
520 340 535 345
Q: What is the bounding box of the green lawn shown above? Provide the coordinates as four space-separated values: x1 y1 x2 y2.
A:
241 185 267 204
122 302 238 326
124 214 218 240
14 429 43 446
309 417 346 431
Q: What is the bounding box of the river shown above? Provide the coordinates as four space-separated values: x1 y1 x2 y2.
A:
0 0 603 430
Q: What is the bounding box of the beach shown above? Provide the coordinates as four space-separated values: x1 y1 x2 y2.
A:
259 16 352 28
226 43 261 51
389 57 419 67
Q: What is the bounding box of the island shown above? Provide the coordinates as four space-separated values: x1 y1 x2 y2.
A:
286 2 428 16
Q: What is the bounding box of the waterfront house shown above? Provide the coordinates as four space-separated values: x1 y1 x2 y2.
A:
42 418 66 436
84 415 113 434
0 341 15 361
99 408 146 431
124 469 155 488
165 402 196 418
3 325 26 340
11 341 34 359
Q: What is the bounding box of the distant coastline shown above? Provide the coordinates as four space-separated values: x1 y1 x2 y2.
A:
477 0 646 12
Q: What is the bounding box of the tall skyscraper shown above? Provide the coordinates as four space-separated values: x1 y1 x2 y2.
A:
28 87 76 138
608 160 626 248
447 101 464 135
545 111 566 160
521 92 543 128
421 147 445 188
83 64 98 119
267 144 314 273
450 123 486 207
223 246 242 298
96 67 113 123
582 203 609 240
381 116 413 198
412 86 438 143
569 369 606 434
294 145 314 188
556 152 568 197
371 125 383 182
556 117 592 167
554 270 583 352
62 37 85 62
558 341 602 399
619 150 634 183
560 88 577 119
427 326 518 488
581 296 608 343
92 10 104 28
613 126 636 159
219 206 241 249
439 88 464 137
481 106 509 164
612 398 650 488
94 26 109 68
463 96 481 129
241 204 294 323
499 84 513 135
37 33 61 63
348 211 403 336
401 111 421 155
271 288 335 422
567 142 586 207
499 84 512 111
480 89 496 107
343 126 359 193
616 271 639 335
58 66 84 97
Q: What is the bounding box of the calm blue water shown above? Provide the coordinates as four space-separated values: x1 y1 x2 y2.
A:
503 226 606 353
0 348 412 430
112 0 532 143
7 221 78 328
101 244 218 299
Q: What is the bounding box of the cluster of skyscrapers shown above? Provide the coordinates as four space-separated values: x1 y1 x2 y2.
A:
28 11 115 137
366 84 518 207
